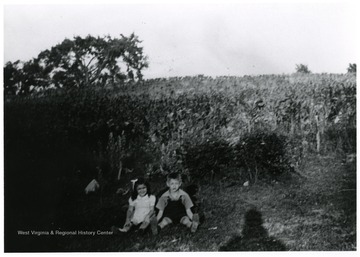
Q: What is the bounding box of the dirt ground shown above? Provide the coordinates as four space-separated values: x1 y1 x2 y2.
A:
61 152 356 251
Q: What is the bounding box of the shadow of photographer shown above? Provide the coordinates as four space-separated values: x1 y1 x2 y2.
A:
219 208 286 251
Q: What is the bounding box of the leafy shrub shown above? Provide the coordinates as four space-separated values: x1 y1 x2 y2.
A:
182 138 235 181
182 132 291 184
234 131 290 182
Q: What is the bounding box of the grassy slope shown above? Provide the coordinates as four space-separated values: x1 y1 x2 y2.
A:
63 152 356 251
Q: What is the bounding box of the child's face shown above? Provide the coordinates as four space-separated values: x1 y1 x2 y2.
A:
136 184 147 197
167 179 181 193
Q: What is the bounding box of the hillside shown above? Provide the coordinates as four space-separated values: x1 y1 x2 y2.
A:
4 73 356 252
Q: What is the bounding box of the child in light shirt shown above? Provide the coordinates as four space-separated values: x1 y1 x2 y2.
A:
113 178 157 234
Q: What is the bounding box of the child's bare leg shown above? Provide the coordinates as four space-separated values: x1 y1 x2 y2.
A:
191 214 199 233
180 214 199 233
139 221 149 230
119 222 132 232
139 215 151 230
158 217 172 229
150 215 158 235
180 216 192 228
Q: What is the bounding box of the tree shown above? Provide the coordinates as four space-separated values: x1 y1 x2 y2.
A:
4 33 149 95
40 33 148 88
4 61 21 96
347 63 356 73
295 64 311 74
4 59 55 96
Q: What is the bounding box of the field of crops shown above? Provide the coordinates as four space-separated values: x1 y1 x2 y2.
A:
4 73 356 251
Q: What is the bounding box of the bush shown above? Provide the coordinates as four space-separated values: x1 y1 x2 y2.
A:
182 132 291 184
182 138 235 181
234 132 290 182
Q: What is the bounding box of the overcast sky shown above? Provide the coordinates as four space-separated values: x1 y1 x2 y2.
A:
3 2 359 78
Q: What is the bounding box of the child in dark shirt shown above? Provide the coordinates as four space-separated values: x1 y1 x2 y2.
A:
152 172 199 234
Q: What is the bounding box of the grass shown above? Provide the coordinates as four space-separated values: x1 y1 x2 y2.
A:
59 152 356 251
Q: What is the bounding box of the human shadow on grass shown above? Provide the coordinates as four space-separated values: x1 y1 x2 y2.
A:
219 208 286 251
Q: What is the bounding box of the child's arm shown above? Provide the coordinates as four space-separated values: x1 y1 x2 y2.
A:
156 210 163 221
144 208 155 223
148 209 154 217
182 192 195 220
186 208 194 220
155 195 166 221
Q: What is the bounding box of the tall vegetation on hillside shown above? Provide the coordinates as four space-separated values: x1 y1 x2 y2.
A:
3 33 148 96
5 74 356 184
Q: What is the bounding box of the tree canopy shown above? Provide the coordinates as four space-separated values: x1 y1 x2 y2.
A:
347 63 356 73
295 64 311 74
4 33 149 96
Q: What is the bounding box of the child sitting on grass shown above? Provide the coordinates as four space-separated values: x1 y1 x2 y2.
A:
151 172 199 234
112 178 157 234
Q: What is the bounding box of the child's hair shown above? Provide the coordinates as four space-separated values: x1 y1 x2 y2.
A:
131 177 151 200
167 172 182 183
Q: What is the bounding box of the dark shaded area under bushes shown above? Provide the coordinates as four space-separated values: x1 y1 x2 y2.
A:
182 131 292 184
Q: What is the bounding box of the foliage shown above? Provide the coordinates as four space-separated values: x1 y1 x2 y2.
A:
5 73 356 182
182 131 291 183
3 33 148 95
347 63 356 73
4 60 49 96
4 73 356 252
4 71 357 251
234 132 290 182
4 61 21 96
182 138 235 181
295 64 311 74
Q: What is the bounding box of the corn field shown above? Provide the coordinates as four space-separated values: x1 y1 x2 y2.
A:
5 73 356 182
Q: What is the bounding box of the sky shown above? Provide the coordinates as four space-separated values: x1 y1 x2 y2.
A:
3 1 360 79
